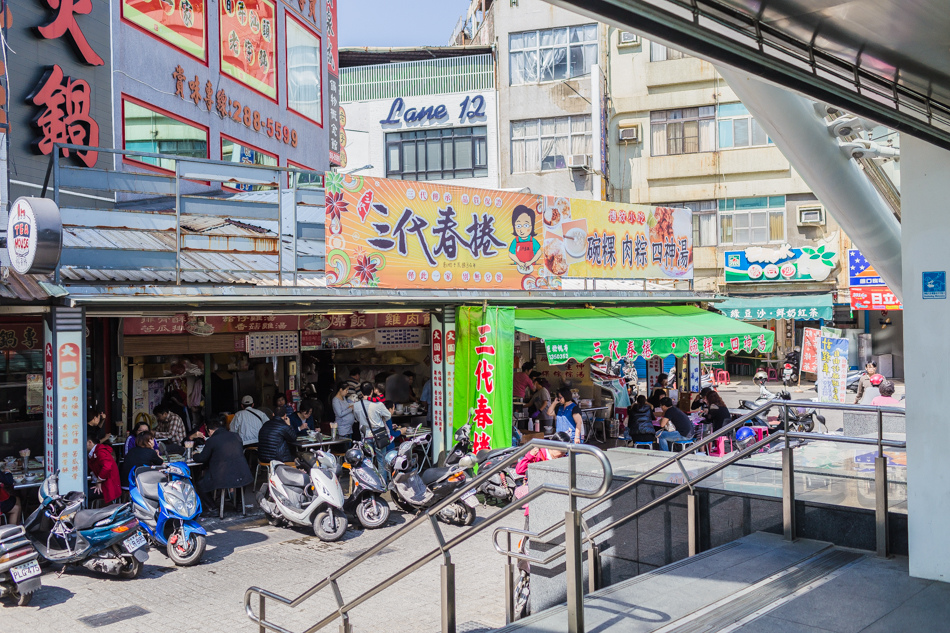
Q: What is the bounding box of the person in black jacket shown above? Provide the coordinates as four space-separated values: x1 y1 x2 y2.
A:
703 390 732 432
625 395 658 443
193 415 254 508
121 431 163 488
257 406 301 465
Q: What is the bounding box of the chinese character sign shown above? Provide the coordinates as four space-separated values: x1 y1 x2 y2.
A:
122 0 207 60
800 327 821 374
816 336 848 404
326 175 560 290
55 330 85 493
546 197 693 280
453 307 513 451
848 249 902 310
325 0 340 165
219 0 277 99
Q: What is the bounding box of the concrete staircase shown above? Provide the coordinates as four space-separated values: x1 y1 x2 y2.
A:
494 532 950 633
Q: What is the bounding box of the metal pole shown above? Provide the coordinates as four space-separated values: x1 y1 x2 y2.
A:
291 168 298 286
687 492 699 556
504 532 516 624
441 560 456 633
565 509 584 633
259 594 265 633
175 161 181 286
277 168 283 287
875 410 889 558
782 445 795 541
587 542 599 593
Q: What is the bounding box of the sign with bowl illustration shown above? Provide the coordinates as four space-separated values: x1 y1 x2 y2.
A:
724 236 839 283
540 197 693 280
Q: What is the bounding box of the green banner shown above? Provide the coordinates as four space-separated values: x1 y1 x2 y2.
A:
453 306 514 452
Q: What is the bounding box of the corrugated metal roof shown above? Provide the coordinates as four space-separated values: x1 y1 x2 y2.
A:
0 268 62 302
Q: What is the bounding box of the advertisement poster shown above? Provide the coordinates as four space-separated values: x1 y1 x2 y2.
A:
431 314 445 455
220 0 277 99
326 0 341 165
56 331 85 494
801 327 821 374
123 0 207 60
725 236 839 283
326 175 560 290
548 197 693 280
453 307 513 451
848 249 902 310
817 336 848 403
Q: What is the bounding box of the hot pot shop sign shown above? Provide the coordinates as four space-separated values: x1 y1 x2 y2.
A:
540 197 693 280
325 175 562 290
6 197 63 275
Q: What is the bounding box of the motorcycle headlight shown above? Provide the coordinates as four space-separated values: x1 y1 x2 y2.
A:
163 480 198 516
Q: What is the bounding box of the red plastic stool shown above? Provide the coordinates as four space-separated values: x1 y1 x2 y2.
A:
767 368 778 381
715 370 731 385
707 435 733 457
750 426 769 442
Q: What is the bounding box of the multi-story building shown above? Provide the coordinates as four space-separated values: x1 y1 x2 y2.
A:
339 46 499 189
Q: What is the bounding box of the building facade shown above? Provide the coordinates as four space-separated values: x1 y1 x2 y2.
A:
340 48 500 189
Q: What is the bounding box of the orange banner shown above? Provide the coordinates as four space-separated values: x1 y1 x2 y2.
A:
220 0 276 99
325 175 561 290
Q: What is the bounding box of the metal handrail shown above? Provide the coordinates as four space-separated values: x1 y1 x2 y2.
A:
244 440 613 633
494 399 906 567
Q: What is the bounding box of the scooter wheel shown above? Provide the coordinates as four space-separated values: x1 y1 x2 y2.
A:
118 556 143 579
167 533 206 567
356 495 390 529
11 586 32 606
314 508 348 542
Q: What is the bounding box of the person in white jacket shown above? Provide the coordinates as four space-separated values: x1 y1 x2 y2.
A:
230 395 269 445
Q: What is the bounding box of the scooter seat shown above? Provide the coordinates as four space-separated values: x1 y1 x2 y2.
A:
73 505 120 530
135 470 164 501
476 448 513 464
276 465 308 489
420 467 451 486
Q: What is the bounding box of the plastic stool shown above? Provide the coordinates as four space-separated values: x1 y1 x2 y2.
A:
715 370 731 385
750 426 769 442
767 368 778 381
707 435 733 457
671 438 696 452
629 441 655 450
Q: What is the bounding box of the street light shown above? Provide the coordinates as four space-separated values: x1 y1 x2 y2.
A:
343 164 373 175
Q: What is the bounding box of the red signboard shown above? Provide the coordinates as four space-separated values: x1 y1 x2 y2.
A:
850 288 903 311
123 0 207 61
300 330 322 351
298 312 430 330
220 0 277 99
446 330 457 363
432 328 443 365
801 327 821 374
123 315 186 335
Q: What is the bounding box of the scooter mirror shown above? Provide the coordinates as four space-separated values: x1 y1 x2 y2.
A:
459 454 477 470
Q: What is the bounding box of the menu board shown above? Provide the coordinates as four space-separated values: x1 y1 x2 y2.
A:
376 327 423 351
220 0 277 99
247 331 299 357
123 0 207 60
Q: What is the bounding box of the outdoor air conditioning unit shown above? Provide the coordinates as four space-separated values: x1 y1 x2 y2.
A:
797 204 826 226
567 154 589 170
618 125 640 143
619 31 639 45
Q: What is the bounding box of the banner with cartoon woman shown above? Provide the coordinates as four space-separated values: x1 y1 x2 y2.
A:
325 174 561 290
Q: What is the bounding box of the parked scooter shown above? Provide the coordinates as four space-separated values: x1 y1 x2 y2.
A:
388 431 478 525
23 471 148 578
0 524 42 605
341 442 390 529
448 418 522 504
739 384 826 433
782 348 801 387
257 451 348 541
129 462 206 566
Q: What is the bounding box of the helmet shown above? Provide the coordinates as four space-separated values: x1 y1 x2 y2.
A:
344 447 363 467
869 374 884 386
735 426 757 451
753 370 768 386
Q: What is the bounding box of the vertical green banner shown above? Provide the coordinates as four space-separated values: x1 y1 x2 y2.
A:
453 306 514 451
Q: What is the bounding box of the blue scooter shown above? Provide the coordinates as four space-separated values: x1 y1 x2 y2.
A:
23 471 149 578
129 462 206 566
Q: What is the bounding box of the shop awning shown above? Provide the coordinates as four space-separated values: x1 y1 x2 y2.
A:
715 294 834 321
514 306 774 365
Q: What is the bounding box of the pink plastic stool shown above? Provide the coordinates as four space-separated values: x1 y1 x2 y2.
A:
767 368 778 381
707 435 733 457
715 370 731 385
750 426 769 442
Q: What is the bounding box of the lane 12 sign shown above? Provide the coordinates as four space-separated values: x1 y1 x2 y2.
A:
380 94 486 126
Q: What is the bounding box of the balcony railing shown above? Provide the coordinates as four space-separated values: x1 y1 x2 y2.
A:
341 54 495 102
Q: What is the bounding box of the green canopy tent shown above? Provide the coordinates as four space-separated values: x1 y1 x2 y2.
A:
514 306 775 365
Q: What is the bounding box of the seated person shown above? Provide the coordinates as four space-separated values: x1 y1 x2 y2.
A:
0 471 21 525
257 406 302 465
704 391 732 432
656 397 694 451
870 381 903 407
87 436 122 505
291 402 316 435
193 415 254 511
230 395 269 445
121 431 163 488
625 395 658 443
125 421 152 454
691 387 712 411
647 374 669 409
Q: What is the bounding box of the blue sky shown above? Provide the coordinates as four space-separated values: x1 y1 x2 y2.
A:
339 0 471 48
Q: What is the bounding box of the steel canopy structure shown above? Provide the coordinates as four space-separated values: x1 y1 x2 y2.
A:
547 0 950 150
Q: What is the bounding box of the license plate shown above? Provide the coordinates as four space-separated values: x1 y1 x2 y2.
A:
123 532 147 553
783 369 792 377
461 489 478 507
10 560 40 583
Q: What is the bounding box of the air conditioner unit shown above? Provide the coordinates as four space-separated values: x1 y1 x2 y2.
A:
619 31 639 45
567 154 589 170
797 204 825 226
618 125 640 143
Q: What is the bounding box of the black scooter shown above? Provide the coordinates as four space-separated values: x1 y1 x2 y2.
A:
0 524 41 605
387 432 478 525
448 419 522 504
739 390 825 432
341 441 390 529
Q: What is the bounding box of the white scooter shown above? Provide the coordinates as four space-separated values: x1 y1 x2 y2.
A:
256 451 348 542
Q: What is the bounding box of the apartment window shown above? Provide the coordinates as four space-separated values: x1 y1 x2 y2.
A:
288 160 323 189
511 115 591 172
509 24 597 85
662 200 718 247
123 98 208 172
719 196 786 245
650 42 687 61
718 103 771 149
386 126 488 181
650 107 715 156
286 15 322 125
